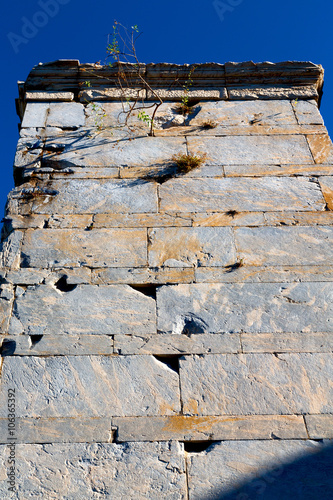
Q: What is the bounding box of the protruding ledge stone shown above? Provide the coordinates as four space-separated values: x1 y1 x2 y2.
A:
228 84 318 100
0 335 113 356
241 332 333 353
92 267 195 285
114 333 240 355
0 417 112 444
305 415 333 439
112 415 307 442
25 91 74 101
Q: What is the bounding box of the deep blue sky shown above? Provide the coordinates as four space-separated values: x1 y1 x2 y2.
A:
1 0 333 216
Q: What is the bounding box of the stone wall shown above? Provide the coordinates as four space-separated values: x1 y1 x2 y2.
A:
0 60 333 498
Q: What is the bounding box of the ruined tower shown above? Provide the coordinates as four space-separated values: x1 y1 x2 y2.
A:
0 60 333 498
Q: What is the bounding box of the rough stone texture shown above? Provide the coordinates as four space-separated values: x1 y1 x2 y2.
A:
0 417 112 444
179 353 333 415
0 285 14 333
0 355 181 417
186 440 332 500
160 177 325 212
228 84 319 99
92 266 195 285
319 176 333 210
0 442 186 499
241 332 333 353
235 226 333 266
21 228 147 268
0 231 23 269
157 283 333 334
294 99 324 125
46 103 85 128
188 135 314 165
305 415 333 439
21 103 48 128
25 91 75 101
13 179 158 215
148 227 236 268
307 133 333 163
9 284 156 335
113 415 307 442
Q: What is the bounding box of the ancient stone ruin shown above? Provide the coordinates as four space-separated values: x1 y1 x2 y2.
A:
0 60 333 498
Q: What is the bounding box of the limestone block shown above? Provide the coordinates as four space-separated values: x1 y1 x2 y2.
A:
0 355 181 417
15 179 158 215
46 103 85 128
188 100 297 127
0 285 14 333
192 211 266 227
0 334 113 356
187 440 331 500
159 177 325 212
0 442 186 498
9 284 156 335
319 176 333 210
25 91 74 101
0 231 23 270
93 212 193 228
187 135 313 165
21 103 48 128
293 99 324 125
45 132 186 167
113 415 306 442
235 226 333 266
241 332 333 353
307 133 333 163
224 162 333 177
228 84 318 99
179 353 333 415
92 267 195 285
264 210 333 226
147 88 225 99
13 137 42 168
6 267 91 286
195 265 333 284
305 415 333 439
148 227 236 268
114 333 240 355
79 88 146 101
0 417 111 444
156 283 333 334
21 228 147 268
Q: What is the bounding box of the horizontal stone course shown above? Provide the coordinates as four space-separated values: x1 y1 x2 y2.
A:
179 353 333 416
156 282 333 334
0 355 181 417
9 284 156 335
113 415 307 442
21 228 147 268
160 177 325 212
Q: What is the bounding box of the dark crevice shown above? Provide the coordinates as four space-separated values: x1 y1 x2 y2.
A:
129 285 157 300
54 276 78 293
183 441 217 453
153 355 181 374
180 314 208 336
30 335 43 347
0 339 17 356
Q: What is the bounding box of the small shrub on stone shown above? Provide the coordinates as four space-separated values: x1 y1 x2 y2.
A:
172 152 207 173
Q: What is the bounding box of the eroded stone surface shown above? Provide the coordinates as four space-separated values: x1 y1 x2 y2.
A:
160 177 325 212
9 284 156 335
148 227 236 267
293 100 324 125
187 440 332 500
0 355 181 417
0 285 14 333
21 228 147 268
0 442 186 499
179 353 333 415
157 283 333 334
47 103 85 128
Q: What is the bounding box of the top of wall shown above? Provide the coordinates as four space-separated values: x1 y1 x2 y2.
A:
16 59 324 122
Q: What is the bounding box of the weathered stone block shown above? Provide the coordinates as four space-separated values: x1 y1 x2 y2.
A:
0 285 14 333
25 91 75 101
0 442 186 498
114 333 240 355
21 228 147 268
319 176 333 210
179 353 333 415
0 355 181 417
157 283 333 334
241 332 333 353
9 284 156 335
187 440 331 500
46 102 85 128
113 415 307 442
21 103 48 128
305 415 333 439
93 212 193 228
307 133 333 163
192 211 266 227
92 267 195 285
148 227 236 268
15 179 158 215
235 226 333 266
294 99 324 125
159 177 325 212
228 84 318 99
0 417 111 444
0 231 23 270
